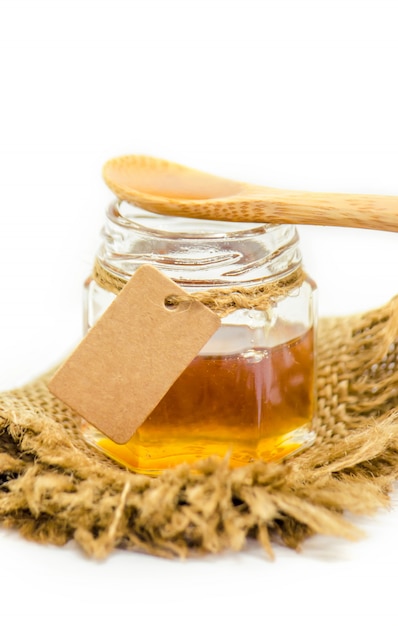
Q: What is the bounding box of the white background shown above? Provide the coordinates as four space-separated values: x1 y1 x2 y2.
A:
1 0 398 623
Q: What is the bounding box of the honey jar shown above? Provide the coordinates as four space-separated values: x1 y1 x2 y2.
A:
82 199 317 475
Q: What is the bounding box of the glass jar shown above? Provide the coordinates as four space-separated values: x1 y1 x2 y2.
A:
82 200 317 475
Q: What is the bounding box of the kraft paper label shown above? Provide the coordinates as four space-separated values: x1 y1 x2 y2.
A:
48 265 220 444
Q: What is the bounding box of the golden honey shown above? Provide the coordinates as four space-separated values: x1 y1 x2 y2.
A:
86 325 315 475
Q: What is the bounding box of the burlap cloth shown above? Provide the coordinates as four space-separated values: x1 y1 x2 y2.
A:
2 295 398 559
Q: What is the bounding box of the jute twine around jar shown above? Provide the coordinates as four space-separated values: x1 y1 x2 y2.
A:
2 268 398 558
92 258 306 316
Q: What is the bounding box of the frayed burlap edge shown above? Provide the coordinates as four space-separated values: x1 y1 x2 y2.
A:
2 296 398 559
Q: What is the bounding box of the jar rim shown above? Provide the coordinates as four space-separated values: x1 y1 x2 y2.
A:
100 200 301 289
107 200 281 241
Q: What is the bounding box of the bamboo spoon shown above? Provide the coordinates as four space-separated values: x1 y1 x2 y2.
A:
103 155 398 232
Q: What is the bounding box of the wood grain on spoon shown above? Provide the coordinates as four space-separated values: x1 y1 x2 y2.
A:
103 155 398 232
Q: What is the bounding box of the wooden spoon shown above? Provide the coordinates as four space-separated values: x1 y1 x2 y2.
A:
103 155 398 232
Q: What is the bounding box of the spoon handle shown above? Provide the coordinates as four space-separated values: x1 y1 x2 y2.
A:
254 190 398 232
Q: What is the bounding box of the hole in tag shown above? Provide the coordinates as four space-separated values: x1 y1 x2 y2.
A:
164 295 180 310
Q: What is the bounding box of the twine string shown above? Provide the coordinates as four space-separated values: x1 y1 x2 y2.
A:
92 259 306 317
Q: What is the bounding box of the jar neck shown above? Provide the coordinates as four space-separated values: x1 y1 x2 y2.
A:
96 200 302 289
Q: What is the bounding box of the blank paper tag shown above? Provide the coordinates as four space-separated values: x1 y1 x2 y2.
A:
48 265 220 444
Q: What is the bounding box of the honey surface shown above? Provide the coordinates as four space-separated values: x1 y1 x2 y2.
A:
91 327 315 475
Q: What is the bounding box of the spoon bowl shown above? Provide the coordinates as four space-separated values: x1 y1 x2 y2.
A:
103 155 398 232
